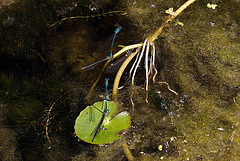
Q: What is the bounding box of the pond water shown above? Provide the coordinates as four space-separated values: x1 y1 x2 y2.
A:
0 0 240 160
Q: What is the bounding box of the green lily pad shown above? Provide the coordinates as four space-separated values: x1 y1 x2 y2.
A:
74 101 131 144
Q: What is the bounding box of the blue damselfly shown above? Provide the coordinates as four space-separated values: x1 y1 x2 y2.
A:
81 26 122 70
91 78 109 142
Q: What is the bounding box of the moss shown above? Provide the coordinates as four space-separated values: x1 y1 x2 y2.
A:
0 128 21 161
169 94 240 160
7 98 43 126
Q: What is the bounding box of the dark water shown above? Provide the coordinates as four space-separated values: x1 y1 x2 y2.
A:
0 0 240 160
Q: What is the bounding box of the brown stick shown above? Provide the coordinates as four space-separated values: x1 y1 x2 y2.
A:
149 0 196 42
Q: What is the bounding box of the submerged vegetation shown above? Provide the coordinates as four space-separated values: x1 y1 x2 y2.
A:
0 0 240 160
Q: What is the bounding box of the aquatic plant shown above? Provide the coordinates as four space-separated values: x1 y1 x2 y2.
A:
74 78 131 144
0 72 44 128
74 101 131 144
0 72 35 103
82 1 197 160
87 0 196 103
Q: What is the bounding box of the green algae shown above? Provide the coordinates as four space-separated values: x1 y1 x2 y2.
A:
48 0 240 159
0 0 240 160
115 0 240 160
0 127 21 161
169 95 240 160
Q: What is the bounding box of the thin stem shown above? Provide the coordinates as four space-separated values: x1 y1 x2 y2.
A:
122 137 135 161
172 0 196 17
155 81 179 96
149 0 196 43
132 39 147 85
145 40 150 92
86 58 112 103
112 46 142 100
129 52 140 79
86 43 142 102
153 66 178 96
145 41 150 103
118 52 140 90
49 11 126 28
152 43 156 66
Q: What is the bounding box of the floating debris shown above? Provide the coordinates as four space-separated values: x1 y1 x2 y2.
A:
207 3 217 9
165 7 174 15
158 145 163 151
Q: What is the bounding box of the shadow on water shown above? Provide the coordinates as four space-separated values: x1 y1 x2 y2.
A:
0 0 240 160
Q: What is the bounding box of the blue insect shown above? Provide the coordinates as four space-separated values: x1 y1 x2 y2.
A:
110 26 122 57
91 78 110 142
81 26 122 70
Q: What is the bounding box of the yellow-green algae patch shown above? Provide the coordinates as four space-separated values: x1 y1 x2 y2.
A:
118 0 240 160
169 94 240 160
156 5 240 160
